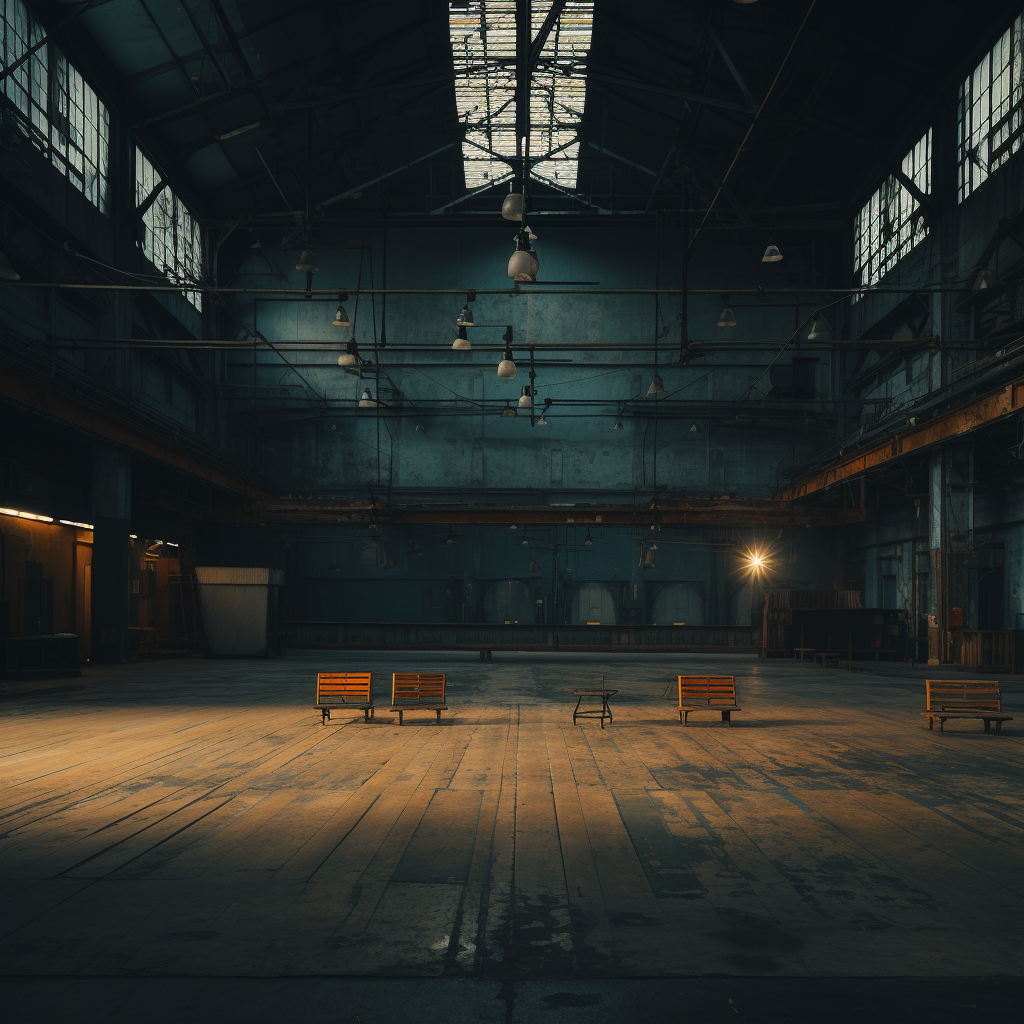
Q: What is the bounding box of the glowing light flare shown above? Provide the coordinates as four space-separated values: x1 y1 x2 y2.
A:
740 546 773 580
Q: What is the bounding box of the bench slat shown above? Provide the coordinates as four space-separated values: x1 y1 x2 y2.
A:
391 672 447 723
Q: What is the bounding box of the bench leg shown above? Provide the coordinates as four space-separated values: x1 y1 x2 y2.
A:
682 711 689 727
928 716 933 731
722 710 731 726
436 709 441 723
996 720 1002 735
939 717 944 734
321 709 329 725
984 719 991 733
678 710 683 725
363 708 369 723
398 710 403 726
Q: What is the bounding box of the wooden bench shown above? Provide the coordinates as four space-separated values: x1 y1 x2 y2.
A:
314 672 374 724
390 672 448 725
678 675 740 726
922 679 1013 734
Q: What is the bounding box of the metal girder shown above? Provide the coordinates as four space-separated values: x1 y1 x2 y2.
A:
705 25 753 107
775 378 1024 502
0 365 275 503
320 143 458 208
530 1 567 66
587 70 759 114
236 499 865 527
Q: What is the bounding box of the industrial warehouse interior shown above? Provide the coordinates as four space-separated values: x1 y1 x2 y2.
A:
1 1 1023 1021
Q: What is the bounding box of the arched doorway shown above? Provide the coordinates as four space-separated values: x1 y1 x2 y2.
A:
483 580 536 624
728 583 753 625
571 582 617 624
652 583 704 625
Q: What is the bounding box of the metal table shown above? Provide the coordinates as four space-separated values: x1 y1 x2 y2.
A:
572 688 617 728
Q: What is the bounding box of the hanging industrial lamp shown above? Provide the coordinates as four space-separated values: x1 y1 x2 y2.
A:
0 251 20 281
358 388 377 408
762 244 783 262
296 248 318 272
807 315 833 342
501 404 517 418
584 530 593 546
497 326 516 378
647 374 664 397
518 386 533 408
332 293 350 326
453 326 472 350
337 339 361 366
717 308 737 327
456 305 474 326
508 228 539 282
613 419 623 429
502 192 525 221
538 413 549 425
973 268 1000 291
528 558 541 573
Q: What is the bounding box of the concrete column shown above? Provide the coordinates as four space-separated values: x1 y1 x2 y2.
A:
91 448 131 664
928 443 974 662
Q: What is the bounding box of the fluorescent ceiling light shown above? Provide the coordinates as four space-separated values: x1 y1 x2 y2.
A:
59 520 94 529
0 507 54 522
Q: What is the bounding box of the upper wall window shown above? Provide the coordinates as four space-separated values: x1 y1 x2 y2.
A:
958 14 1024 203
135 148 202 311
853 129 932 293
0 0 110 213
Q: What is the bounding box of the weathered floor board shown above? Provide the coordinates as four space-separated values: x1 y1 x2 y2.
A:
0 650 1021 978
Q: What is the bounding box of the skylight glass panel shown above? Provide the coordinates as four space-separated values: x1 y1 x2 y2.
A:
450 1 518 190
449 2 593 193
529 2 593 189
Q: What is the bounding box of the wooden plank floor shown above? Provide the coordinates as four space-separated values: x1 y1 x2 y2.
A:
1 651 1021 978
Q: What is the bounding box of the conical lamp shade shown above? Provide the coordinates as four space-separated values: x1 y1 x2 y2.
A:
497 359 517 379
508 249 538 282
762 244 783 262
647 375 664 396
717 308 737 327
333 305 350 326
0 251 20 281
456 305 474 326
453 326 472 350
296 249 318 272
807 316 832 342
502 192 524 221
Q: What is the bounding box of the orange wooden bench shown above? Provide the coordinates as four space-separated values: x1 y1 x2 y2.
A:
678 675 740 726
390 672 447 725
922 679 1013 734
314 672 374 724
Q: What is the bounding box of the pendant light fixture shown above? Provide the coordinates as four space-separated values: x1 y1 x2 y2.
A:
296 247 318 272
501 404 517 418
647 374 664 397
332 293 350 326
502 192 524 222
0 251 20 281
613 419 623 429
972 269 1000 292
497 326 516 378
456 291 476 326
337 339 361 366
717 307 737 327
358 388 377 408
508 228 539 282
762 244 783 262
584 530 593 546
453 325 472 350
807 315 833 342
537 413 549 425
518 386 533 408
522 537 530 546
528 558 541 573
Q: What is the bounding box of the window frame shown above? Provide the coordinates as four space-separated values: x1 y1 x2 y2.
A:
0 0 111 215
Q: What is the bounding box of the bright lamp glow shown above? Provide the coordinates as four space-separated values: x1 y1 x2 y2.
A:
0 507 54 522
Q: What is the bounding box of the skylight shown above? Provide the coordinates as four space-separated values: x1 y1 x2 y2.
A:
529 3 593 189
448 2 594 193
